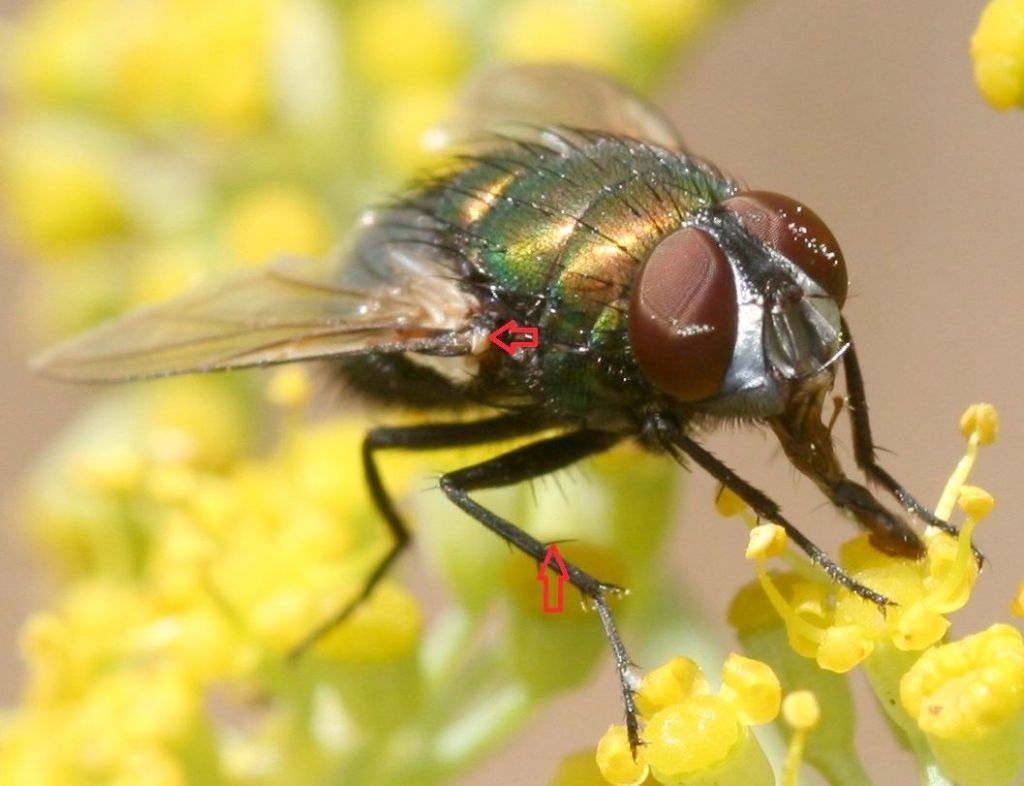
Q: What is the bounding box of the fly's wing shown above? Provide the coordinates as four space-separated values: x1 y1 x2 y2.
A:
34 67 679 384
32 256 479 383
431 63 685 152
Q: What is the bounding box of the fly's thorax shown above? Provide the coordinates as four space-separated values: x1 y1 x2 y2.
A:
404 134 736 417
628 191 849 419
439 136 728 298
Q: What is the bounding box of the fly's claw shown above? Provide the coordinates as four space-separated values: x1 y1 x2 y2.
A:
920 513 987 568
579 581 629 611
625 706 644 759
598 580 629 598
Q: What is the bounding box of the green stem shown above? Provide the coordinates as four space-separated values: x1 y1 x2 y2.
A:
861 647 953 786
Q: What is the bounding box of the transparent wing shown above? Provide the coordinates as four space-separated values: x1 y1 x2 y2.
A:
32 256 476 382
431 63 685 151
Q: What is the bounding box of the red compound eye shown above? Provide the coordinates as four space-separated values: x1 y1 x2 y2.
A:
629 227 738 402
722 191 848 307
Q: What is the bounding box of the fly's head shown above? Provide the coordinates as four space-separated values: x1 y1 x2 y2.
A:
628 190 847 415
629 191 924 558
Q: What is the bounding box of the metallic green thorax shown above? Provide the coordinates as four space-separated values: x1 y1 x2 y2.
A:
412 132 736 418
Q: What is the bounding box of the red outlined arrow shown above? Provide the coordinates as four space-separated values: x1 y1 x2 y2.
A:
488 319 539 355
537 544 569 613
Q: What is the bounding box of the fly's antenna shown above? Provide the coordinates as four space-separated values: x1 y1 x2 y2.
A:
792 341 850 382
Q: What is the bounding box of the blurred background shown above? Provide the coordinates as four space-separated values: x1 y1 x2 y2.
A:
1 1 1022 784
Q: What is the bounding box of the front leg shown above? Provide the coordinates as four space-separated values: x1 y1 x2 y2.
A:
648 413 892 608
840 317 967 544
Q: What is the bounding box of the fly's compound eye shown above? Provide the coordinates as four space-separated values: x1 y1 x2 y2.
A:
722 191 849 307
629 227 738 402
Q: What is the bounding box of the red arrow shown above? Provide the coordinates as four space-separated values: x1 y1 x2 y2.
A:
537 544 569 613
488 319 540 355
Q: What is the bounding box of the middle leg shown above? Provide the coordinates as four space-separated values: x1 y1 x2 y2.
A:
435 430 651 750
840 317 954 533
291 413 552 657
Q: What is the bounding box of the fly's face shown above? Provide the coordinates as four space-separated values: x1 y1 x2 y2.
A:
629 191 848 418
629 191 925 559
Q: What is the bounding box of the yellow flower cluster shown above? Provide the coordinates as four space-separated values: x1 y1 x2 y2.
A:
713 403 1024 785
3 2 732 779
7 0 292 137
14 412 694 784
596 654 780 785
729 404 998 676
2 374 426 785
4 355 689 786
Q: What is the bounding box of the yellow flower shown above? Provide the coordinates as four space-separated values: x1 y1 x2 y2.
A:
745 524 787 560
126 243 210 307
1011 580 1024 618
109 0 281 137
782 690 820 729
1 122 129 255
596 655 778 786
971 0 1024 110
781 690 820 786
372 86 452 175
6 402 436 783
348 0 468 87
311 581 422 662
596 725 650 786
180 425 416 657
725 404 1006 784
645 697 741 777
902 624 1024 739
6 0 118 108
266 366 313 410
19 378 253 580
718 653 782 726
72 444 144 496
7 0 290 138
635 656 709 718
222 184 333 267
497 0 622 70
959 402 999 445
20 583 151 705
900 624 1024 786
0 574 209 786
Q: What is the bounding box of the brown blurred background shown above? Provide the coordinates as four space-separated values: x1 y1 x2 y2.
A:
2 1 1022 784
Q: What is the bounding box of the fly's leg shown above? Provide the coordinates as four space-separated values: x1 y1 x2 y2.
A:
840 318 980 559
290 413 551 658
436 431 647 752
651 414 893 608
840 318 944 526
